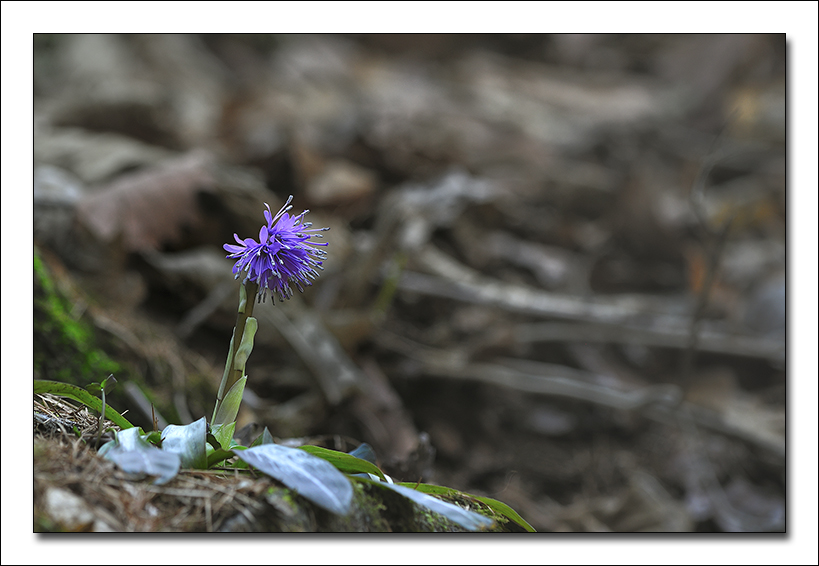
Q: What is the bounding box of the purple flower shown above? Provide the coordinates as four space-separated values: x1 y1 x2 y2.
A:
224 196 329 302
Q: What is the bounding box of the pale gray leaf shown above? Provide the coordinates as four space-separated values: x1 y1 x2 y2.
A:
161 416 208 469
382 483 495 531
235 444 353 515
100 427 180 485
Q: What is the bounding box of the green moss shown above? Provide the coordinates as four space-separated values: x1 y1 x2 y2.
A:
417 506 454 532
267 486 298 509
33 248 122 387
304 480 388 532
256 479 500 532
341 481 391 532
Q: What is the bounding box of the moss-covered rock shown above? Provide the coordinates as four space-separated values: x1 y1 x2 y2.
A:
34 434 517 532
220 478 512 532
34 247 122 386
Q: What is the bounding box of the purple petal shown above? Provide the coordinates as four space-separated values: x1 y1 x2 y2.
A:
263 203 273 227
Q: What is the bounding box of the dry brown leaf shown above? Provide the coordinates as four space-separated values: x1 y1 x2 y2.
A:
77 151 214 252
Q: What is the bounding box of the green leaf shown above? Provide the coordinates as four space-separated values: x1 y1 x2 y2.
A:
34 380 134 430
206 448 236 468
397 482 536 532
99 428 180 485
206 424 243 467
238 282 248 313
101 374 117 394
212 376 246 426
211 421 236 453
299 445 387 482
470 494 536 532
250 427 276 447
235 444 353 516
161 417 208 469
360 479 494 531
233 317 257 374
143 430 162 445
215 331 236 404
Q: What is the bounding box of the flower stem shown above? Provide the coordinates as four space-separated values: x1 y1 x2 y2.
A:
95 388 106 449
212 280 258 422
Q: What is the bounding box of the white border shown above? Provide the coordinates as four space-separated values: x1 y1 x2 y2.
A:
3 2 817 564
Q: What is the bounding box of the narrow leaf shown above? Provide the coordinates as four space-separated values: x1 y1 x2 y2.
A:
213 376 246 426
215 331 236 404
398 482 536 532
161 417 208 469
299 445 387 482
206 448 236 468
34 380 134 430
235 444 353 515
469 495 536 533
233 317 258 374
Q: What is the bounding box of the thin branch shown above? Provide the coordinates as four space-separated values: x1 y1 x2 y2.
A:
375 331 784 458
514 321 783 362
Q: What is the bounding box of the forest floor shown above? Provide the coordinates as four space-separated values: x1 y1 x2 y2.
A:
32 33 786 532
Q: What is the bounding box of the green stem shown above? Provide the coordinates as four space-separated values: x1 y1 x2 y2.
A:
212 280 258 421
96 389 106 449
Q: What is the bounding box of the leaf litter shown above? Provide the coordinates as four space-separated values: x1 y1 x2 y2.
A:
33 33 786 532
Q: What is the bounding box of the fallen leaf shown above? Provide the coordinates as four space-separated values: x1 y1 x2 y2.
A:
77 151 214 251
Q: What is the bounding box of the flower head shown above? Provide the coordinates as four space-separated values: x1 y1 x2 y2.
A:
224 196 329 303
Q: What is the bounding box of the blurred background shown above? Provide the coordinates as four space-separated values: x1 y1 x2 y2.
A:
33 33 785 532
